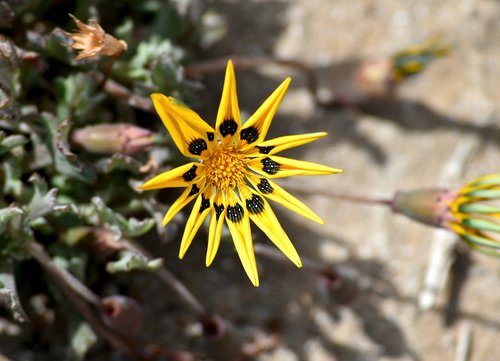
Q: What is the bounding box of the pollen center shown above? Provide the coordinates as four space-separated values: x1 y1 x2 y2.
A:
204 145 246 191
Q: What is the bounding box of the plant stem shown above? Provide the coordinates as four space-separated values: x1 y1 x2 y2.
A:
29 242 101 307
124 240 206 316
185 55 319 103
29 242 146 361
281 183 394 207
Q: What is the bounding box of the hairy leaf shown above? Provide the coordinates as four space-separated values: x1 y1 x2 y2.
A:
106 249 162 273
90 197 154 238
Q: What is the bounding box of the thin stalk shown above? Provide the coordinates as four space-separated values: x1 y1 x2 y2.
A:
29 242 101 307
281 183 394 207
29 242 145 361
124 240 206 316
185 55 319 102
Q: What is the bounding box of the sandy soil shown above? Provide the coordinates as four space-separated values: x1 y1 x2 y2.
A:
146 1 499 360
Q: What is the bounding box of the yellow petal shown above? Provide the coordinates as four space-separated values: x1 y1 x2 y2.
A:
151 93 215 158
138 162 204 191
244 132 328 156
246 174 323 224
179 188 213 259
225 191 259 286
206 191 227 266
239 77 290 148
247 155 343 179
239 186 301 267
215 60 241 143
162 179 205 227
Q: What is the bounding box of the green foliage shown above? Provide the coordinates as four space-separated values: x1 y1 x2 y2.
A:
0 0 226 355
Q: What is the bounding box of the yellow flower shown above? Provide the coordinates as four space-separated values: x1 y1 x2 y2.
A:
140 61 342 286
63 14 127 61
448 174 500 256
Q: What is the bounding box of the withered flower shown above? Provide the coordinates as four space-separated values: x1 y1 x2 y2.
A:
63 14 127 61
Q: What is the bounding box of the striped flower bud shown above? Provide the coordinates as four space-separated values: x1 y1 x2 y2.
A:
71 123 157 155
392 174 500 256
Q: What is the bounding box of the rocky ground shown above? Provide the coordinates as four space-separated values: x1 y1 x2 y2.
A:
156 1 499 360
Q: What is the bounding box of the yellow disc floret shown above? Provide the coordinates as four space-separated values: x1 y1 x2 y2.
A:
204 144 247 191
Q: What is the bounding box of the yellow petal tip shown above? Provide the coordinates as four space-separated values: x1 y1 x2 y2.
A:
205 257 215 267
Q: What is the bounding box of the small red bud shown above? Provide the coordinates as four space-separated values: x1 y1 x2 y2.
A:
101 295 143 336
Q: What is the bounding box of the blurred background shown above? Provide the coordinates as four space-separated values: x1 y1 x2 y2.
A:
0 0 499 360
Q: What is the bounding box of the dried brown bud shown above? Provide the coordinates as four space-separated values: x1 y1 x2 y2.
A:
71 123 157 155
63 14 127 61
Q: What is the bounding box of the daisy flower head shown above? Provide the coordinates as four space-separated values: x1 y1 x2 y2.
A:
448 173 500 256
140 60 342 286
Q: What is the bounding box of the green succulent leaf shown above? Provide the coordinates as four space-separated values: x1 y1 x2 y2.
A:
1 157 24 199
70 322 97 361
90 197 154 238
95 153 143 174
55 73 105 122
0 259 28 322
0 206 34 259
40 112 96 183
106 249 162 273
0 132 26 157
151 54 183 93
27 174 75 221
0 38 19 120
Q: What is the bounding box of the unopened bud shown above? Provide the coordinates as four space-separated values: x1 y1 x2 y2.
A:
101 295 143 336
72 123 157 155
392 188 456 227
200 314 226 341
354 57 394 98
354 37 450 99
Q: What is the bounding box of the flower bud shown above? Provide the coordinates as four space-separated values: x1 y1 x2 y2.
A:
392 174 500 256
101 295 143 336
392 188 456 227
71 123 157 155
354 37 450 99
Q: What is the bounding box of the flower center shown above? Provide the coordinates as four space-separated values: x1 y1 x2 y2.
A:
204 144 246 191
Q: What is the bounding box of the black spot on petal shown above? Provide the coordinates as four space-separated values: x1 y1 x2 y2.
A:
199 195 211 213
261 157 280 175
257 178 274 194
227 204 244 223
240 126 259 144
207 132 215 141
219 119 238 137
188 184 200 196
182 165 198 182
257 146 274 154
188 138 208 155
246 194 265 215
214 203 224 220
